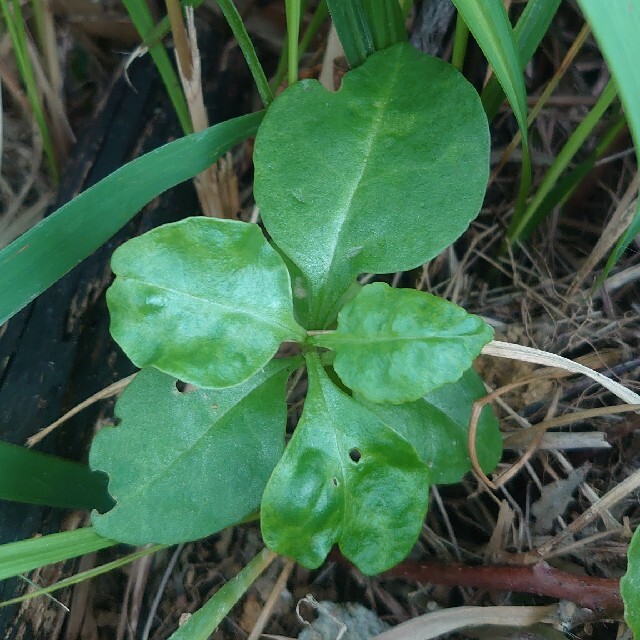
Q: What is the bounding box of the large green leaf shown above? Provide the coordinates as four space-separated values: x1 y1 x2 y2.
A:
0 528 115 581
261 352 429 575
0 111 263 327
310 283 493 404
107 218 304 389
254 42 489 327
90 360 297 545
575 0 640 277
357 368 502 485
0 441 113 512
621 524 640 635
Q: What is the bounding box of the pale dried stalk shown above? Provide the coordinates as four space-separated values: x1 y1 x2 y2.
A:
568 172 640 296
373 604 559 640
247 558 295 640
481 341 640 405
174 8 239 218
26 373 137 447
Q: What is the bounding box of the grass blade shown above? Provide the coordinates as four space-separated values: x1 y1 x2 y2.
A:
0 528 116 581
123 0 193 134
0 442 114 512
326 0 374 68
451 11 469 71
575 0 640 278
285 0 302 85
361 0 407 50
482 0 562 121
0 544 165 608
139 0 204 50
217 0 273 106
0 0 58 181
168 548 276 640
0 111 263 326
509 78 618 242
450 0 532 225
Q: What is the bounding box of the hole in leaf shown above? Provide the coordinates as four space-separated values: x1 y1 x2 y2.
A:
332 477 339 487
349 448 361 463
175 380 196 394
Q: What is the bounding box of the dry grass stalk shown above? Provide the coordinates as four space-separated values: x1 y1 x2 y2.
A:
568 172 640 296
26 373 137 447
173 7 240 218
373 604 559 640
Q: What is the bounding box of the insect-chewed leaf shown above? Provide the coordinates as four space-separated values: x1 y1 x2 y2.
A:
356 368 502 485
254 41 490 326
90 360 297 545
310 283 494 404
107 217 305 389
260 352 430 575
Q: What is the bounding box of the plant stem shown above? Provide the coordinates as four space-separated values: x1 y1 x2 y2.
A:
286 0 302 85
451 11 469 71
383 560 622 613
165 0 193 81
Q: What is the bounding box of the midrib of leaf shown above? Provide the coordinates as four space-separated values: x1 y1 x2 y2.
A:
306 353 348 531
312 329 485 347
118 276 303 339
313 46 402 324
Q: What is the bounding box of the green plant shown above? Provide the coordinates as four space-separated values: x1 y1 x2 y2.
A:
3 0 640 635
88 39 502 576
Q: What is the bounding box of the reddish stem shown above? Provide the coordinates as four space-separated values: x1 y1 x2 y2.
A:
383 560 622 613
328 551 622 614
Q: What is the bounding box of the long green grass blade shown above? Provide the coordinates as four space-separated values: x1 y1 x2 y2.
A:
0 111 263 326
509 78 618 242
361 0 407 50
217 0 273 106
326 0 374 68
482 0 562 120
450 0 532 224
285 0 302 85
123 0 193 134
0 528 116 581
272 0 328 90
0 544 165 608
576 0 640 278
0 0 58 182
0 442 114 512
168 549 276 640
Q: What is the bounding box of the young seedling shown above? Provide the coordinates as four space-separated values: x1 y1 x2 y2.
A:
89 41 502 575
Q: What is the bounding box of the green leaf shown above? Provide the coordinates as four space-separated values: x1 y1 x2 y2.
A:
0 527 116 581
481 0 562 121
0 441 114 512
361 0 407 51
310 283 493 404
217 0 273 107
0 111 263 327
575 0 640 277
107 218 304 389
254 42 489 327
167 548 276 640
356 368 502 485
325 0 375 68
450 0 531 221
622 524 640 635
90 360 297 545
261 352 430 575
123 0 193 134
